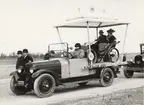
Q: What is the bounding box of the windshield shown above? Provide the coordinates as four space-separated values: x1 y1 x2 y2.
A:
48 43 68 57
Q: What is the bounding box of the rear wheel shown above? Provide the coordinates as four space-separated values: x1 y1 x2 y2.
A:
10 77 28 95
124 70 134 78
34 74 56 98
78 82 87 87
99 68 114 87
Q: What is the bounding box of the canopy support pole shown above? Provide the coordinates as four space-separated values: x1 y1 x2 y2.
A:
87 21 92 67
121 24 129 62
56 27 63 43
56 27 65 50
96 28 98 38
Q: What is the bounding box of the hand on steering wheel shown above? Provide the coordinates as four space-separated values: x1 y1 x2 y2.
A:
62 51 73 59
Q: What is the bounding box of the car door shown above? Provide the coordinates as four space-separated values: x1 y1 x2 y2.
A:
69 58 90 78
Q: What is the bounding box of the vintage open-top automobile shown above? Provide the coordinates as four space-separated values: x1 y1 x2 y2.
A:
124 43 144 78
10 15 129 98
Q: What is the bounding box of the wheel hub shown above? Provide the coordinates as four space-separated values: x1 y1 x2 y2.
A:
104 72 111 82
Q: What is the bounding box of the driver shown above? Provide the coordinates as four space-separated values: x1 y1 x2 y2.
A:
73 43 85 59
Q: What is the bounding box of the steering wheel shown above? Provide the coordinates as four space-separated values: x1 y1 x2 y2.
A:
62 51 73 59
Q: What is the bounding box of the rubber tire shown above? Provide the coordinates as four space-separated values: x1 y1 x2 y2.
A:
10 77 27 95
99 68 114 87
124 70 134 78
78 82 88 87
34 74 56 98
108 47 119 62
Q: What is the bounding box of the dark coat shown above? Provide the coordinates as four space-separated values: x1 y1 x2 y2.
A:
16 56 24 69
23 55 33 66
107 35 116 43
44 53 50 60
96 35 107 44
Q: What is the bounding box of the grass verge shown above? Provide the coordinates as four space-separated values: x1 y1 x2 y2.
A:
49 86 144 105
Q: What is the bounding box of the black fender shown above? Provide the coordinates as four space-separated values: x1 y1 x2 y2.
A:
32 69 62 86
10 71 17 76
10 71 20 81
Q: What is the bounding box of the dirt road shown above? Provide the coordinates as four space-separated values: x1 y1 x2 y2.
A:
0 70 143 105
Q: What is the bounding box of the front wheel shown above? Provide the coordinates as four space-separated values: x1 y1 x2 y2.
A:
99 68 114 87
124 70 134 78
10 77 27 95
34 74 56 98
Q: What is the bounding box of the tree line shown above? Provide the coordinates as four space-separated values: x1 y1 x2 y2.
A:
0 52 45 59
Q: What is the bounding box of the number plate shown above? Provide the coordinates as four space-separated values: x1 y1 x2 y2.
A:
17 81 24 85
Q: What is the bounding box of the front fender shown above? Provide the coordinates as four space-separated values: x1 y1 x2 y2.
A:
9 71 17 76
32 69 61 85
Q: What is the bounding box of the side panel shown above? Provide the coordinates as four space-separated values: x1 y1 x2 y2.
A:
59 58 70 79
69 58 91 77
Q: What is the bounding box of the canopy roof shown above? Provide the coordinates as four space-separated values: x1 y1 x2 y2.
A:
55 16 129 28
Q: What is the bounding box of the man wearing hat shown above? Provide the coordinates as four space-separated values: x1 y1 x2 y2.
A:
91 30 107 52
96 30 107 43
16 50 24 69
22 49 33 68
73 43 85 58
106 28 116 43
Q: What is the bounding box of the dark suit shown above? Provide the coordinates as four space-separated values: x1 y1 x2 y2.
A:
44 53 50 60
91 35 107 52
107 35 116 43
16 56 24 69
23 55 33 66
96 35 107 44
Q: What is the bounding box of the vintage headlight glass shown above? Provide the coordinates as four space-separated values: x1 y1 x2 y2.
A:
30 69 34 73
17 69 21 73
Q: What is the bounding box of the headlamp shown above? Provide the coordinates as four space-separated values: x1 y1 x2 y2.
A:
17 69 21 73
30 69 34 73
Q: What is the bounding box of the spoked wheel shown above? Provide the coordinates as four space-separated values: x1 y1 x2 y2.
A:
100 68 114 87
10 77 28 95
124 69 134 78
34 74 56 98
78 82 88 87
108 47 119 62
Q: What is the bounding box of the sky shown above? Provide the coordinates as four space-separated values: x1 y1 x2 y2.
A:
0 0 144 55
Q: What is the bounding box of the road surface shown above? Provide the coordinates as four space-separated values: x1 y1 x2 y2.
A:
0 70 143 105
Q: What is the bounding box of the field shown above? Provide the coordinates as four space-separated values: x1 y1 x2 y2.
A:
0 57 43 79
49 86 144 105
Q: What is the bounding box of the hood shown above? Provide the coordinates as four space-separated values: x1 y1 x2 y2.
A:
31 58 62 70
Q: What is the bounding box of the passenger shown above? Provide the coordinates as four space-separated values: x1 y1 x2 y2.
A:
106 29 116 43
73 43 85 59
49 50 55 58
16 50 24 69
96 30 107 44
44 52 50 60
22 49 33 68
44 50 55 60
91 30 107 52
